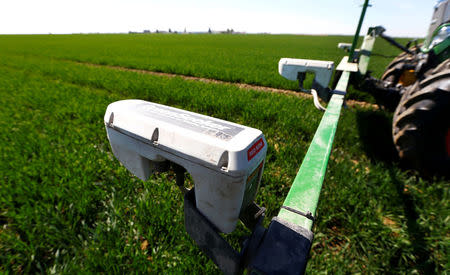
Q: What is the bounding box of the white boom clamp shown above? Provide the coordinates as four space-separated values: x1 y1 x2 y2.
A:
278 58 334 109
278 58 334 90
337 42 352 52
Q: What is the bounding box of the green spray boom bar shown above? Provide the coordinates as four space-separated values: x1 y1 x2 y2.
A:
277 73 349 229
349 0 371 61
245 2 378 273
278 0 370 232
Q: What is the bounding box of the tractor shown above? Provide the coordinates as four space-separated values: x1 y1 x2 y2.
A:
345 0 450 176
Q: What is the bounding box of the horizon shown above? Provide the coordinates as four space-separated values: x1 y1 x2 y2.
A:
0 31 422 39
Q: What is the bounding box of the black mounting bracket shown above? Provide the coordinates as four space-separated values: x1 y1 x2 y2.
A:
184 189 313 274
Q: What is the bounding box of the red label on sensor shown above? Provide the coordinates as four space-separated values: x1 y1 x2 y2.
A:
247 138 265 161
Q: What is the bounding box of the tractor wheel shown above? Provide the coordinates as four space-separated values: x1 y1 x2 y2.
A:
381 48 419 88
392 63 450 176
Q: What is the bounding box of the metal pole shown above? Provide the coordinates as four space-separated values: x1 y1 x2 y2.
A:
348 0 370 61
277 71 350 229
249 71 352 274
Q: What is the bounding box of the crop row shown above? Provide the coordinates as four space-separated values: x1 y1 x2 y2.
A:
0 34 407 101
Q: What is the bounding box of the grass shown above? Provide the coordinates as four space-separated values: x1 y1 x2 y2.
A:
0 33 409 102
0 35 448 274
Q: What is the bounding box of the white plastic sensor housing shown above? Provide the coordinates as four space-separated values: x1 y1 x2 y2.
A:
104 100 267 233
337 42 352 51
278 58 334 89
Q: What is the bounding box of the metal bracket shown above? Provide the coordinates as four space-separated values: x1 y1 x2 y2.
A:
184 189 243 274
184 188 314 275
248 217 313 274
184 189 267 275
336 56 358 72
281 205 315 221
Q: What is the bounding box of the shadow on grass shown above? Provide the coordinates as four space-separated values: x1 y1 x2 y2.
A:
387 168 436 274
356 109 436 273
355 109 398 163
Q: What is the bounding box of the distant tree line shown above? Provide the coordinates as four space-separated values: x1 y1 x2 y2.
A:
129 28 237 34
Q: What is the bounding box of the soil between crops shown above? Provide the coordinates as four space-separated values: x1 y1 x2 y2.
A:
75 60 378 109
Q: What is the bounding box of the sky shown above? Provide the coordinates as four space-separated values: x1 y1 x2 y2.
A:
0 0 435 37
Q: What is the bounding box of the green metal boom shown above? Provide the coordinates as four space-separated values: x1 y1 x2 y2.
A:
348 0 370 61
277 75 349 229
277 0 374 231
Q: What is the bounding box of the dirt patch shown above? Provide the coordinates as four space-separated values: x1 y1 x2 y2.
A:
74 61 378 109
141 240 149 251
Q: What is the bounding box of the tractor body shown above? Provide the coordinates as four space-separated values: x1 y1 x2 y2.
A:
344 0 450 176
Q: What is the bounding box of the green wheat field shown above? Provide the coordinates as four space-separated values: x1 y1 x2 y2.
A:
0 33 448 274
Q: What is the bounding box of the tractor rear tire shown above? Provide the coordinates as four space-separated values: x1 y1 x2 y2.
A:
381 49 418 88
392 63 450 176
